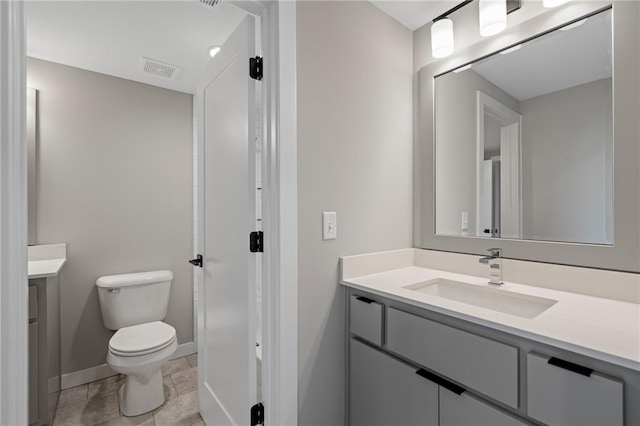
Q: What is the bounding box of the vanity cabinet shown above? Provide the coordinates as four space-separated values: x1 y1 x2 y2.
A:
28 277 61 426
347 290 631 426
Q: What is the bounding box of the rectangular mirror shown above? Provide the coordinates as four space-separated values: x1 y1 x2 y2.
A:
434 9 612 245
418 2 640 272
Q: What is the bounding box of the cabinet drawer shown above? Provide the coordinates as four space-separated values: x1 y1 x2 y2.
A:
29 285 38 320
386 307 518 408
350 295 384 345
440 388 527 426
527 353 623 426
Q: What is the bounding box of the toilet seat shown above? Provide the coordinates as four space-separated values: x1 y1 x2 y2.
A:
109 321 176 357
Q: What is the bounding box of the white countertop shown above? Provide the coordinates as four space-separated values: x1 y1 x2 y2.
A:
341 265 640 371
28 243 67 279
28 258 66 279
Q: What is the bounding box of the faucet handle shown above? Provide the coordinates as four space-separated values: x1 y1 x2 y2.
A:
486 248 502 257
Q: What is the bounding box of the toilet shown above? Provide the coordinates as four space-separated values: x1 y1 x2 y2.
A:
96 270 178 417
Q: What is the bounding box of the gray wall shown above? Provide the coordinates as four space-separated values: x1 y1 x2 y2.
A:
435 69 519 236
296 2 413 424
27 58 194 375
520 78 613 244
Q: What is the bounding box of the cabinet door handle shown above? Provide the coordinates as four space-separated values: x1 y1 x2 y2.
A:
548 357 593 377
355 296 375 304
416 368 465 395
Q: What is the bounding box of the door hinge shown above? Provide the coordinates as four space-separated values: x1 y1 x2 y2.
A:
251 402 264 425
250 231 264 253
188 254 203 268
250 56 263 81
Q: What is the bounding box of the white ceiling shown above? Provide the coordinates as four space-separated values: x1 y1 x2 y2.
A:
471 10 612 101
26 1 247 94
369 1 455 31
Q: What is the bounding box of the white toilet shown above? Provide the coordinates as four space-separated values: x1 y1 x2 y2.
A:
96 270 178 417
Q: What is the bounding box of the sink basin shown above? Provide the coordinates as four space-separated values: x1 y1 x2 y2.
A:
404 278 557 319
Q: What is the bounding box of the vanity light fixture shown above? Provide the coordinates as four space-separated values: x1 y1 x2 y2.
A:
208 45 221 58
431 18 455 58
543 0 569 8
479 0 507 36
430 0 521 59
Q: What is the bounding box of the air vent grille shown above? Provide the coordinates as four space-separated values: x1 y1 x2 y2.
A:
140 57 180 80
199 0 223 6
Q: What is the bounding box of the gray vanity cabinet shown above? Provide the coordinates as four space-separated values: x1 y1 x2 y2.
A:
347 289 632 425
350 339 438 426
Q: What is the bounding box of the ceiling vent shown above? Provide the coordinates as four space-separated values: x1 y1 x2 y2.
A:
140 57 180 80
199 0 223 6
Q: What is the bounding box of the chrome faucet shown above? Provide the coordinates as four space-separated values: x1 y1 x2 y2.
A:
479 248 503 285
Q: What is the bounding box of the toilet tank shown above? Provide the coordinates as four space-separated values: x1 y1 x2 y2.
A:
96 270 173 330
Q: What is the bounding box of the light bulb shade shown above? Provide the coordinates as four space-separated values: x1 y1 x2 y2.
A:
431 19 454 59
479 0 507 37
543 0 569 7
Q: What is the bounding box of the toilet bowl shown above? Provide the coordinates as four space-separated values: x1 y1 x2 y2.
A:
107 321 177 416
96 270 177 416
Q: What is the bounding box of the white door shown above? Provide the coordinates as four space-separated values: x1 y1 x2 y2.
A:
500 122 522 239
480 159 493 236
195 15 259 426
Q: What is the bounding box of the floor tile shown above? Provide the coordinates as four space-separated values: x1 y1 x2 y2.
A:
54 391 120 426
58 385 88 406
153 391 200 426
88 375 125 398
171 367 197 395
162 357 190 377
163 374 179 401
191 413 204 425
96 412 155 426
186 354 198 368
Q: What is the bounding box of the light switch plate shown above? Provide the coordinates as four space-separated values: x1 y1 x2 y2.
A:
323 212 337 240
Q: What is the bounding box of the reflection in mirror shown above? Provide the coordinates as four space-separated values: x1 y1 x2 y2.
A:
434 9 612 245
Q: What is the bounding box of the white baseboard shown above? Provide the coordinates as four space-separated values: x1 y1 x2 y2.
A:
61 341 197 389
172 341 197 359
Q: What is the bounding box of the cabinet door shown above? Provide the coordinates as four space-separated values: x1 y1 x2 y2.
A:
350 338 438 426
440 388 527 426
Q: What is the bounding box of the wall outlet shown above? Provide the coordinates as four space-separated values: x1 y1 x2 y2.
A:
323 212 337 240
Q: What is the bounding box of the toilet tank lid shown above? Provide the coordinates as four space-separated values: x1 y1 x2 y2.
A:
96 270 174 288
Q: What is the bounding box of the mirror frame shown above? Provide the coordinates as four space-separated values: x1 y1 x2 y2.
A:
416 2 640 273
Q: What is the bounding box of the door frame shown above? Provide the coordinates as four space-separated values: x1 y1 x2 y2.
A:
0 1 29 425
1 1 298 425
475 91 521 239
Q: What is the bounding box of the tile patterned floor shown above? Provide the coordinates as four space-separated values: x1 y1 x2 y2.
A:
54 355 200 426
